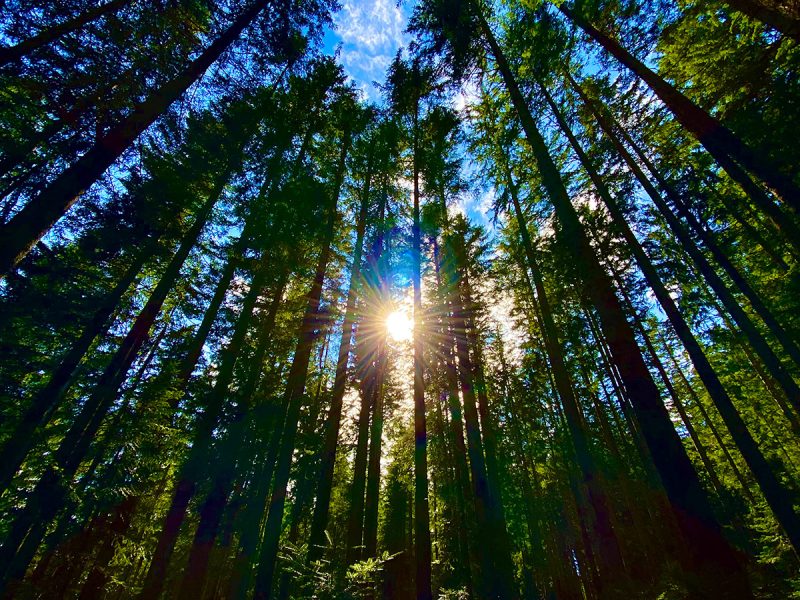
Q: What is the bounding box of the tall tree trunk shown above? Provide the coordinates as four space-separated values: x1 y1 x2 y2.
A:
0 0 130 65
432 237 477 595
136 136 312 600
411 86 433 600
363 343 388 558
253 130 349 600
559 5 800 214
345 340 374 565
461 271 518 596
571 79 800 416
473 8 750 595
175 276 287 600
554 82 800 552
0 171 228 591
506 179 627 595
0 0 272 274
307 141 374 560
0 244 150 493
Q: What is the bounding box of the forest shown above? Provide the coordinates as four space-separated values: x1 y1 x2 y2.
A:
1 0 799 597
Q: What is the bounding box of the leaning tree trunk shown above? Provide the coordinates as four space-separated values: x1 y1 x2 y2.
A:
544 81 800 552
175 276 287 600
559 5 800 215
572 80 800 416
506 179 628 596
0 0 131 66
138 236 277 600
0 170 228 591
719 0 800 43
473 6 750 595
253 131 349 600
136 136 312 600
0 244 151 494
0 0 273 275
307 141 374 560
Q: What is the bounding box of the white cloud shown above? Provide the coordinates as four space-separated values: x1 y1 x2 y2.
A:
330 0 411 98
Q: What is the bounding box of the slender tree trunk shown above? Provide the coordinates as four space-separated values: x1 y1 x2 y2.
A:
473 9 750 595
432 237 477 595
572 80 800 416
138 241 276 600
506 181 627 595
231 393 287 599
253 130 349 600
559 5 800 214
363 347 388 559
411 87 433 600
462 272 518 596
175 276 287 600
0 244 150 493
137 136 312 600
556 81 800 551
0 0 272 274
0 171 228 590
0 0 130 66
345 342 374 565
597 95 800 367
307 142 374 559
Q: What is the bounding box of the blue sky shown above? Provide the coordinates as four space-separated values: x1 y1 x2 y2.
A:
322 0 497 231
323 0 413 101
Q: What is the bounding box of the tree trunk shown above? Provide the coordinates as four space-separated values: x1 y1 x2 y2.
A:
307 141 374 560
559 5 800 214
0 171 228 591
175 276 287 600
560 82 800 553
720 0 800 43
473 8 750 595
136 136 313 600
252 130 349 600
506 180 627 595
0 0 272 274
571 79 800 416
0 244 150 493
345 343 374 565
432 237 477 595
0 0 130 66
411 88 433 600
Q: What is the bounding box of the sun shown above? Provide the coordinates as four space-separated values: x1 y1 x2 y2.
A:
386 310 413 342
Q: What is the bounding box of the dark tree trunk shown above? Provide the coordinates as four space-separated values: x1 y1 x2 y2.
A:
432 237 477 595
0 0 272 274
253 131 349 600
473 8 750 595
0 245 150 493
720 0 800 43
307 142 374 560
0 173 227 591
175 276 287 600
507 181 627 596
0 0 130 65
572 80 800 419
560 5 800 214
345 344 374 565
411 88 433 600
562 86 800 554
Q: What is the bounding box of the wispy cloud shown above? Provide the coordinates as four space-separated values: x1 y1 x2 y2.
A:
327 0 412 99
